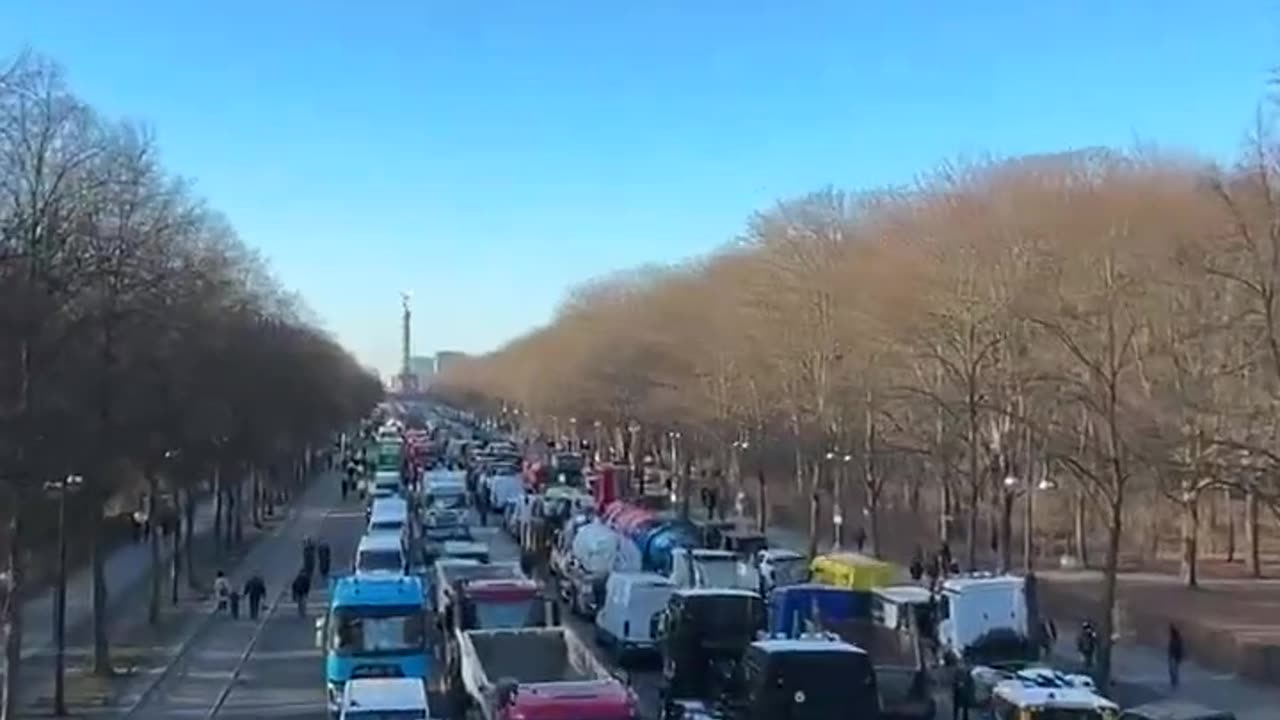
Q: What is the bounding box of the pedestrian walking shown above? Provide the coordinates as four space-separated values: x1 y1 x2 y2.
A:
292 569 311 617
951 666 972 720
229 588 241 619
1168 623 1184 689
477 490 489 527
854 526 868 553
939 541 952 574
244 574 267 620
1078 620 1097 671
1040 617 1058 658
213 570 230 613
302 537 317 577
909 547 925 582
318 542 332 578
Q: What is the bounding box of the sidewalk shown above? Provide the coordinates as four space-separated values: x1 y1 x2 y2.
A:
761 521 1275 717
18 498 217 660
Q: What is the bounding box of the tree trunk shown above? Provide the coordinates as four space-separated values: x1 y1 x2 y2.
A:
1097 493 1124 691
90 510 112 676
170 500 182 605
868 489 882 560
965 482 980 571
1246 488 1261 578
213 467 224 554
185 490 198 590
1074 490 1089 567
807 461 820 559
1179 489 1199 588
2 505 25 720
1224 487 1236 563
147 475 161 625
999 491 1015 574
939 479 952 543
233 477 244 545
793 437 804 494
756 470 767 532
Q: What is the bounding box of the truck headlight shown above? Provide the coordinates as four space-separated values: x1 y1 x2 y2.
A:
327 681 345 709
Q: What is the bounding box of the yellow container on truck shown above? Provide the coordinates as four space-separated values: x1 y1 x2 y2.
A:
810 552 898 590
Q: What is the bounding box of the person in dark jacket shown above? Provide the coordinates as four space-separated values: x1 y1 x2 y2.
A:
951 665 972 720
302 537 316 577
1168 623 1184 689
243 574 267 620
291 569 311 617
318 542 332 578
1078 620 1097 671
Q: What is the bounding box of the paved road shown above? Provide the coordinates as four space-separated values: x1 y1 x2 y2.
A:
215 505 364 719
121 478 338 720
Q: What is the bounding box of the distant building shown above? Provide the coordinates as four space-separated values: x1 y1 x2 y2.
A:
409 355 435 388
434 351 467 376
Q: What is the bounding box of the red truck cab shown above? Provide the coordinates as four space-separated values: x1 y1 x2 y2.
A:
499 679 638 720
459 579 552 629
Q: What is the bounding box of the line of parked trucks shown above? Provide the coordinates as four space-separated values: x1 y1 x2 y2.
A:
321 413 646 720
328 408 1146 720
512 473 1127 720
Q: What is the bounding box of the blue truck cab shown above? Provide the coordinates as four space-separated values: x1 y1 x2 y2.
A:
317 574 431 716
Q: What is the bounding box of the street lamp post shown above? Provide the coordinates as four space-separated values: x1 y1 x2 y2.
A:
824 451 853 549
627 421 642 494
668 430 684 517
45 474 84 717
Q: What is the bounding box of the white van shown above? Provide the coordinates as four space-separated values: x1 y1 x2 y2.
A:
355 532 407 576
339 677 432 720
594 572 676 665
367 497 410 542
372 470 402 497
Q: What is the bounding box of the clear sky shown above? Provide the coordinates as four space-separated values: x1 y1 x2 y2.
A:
3 2 1278 375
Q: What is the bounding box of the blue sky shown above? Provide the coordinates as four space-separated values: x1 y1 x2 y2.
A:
3 2 1278 375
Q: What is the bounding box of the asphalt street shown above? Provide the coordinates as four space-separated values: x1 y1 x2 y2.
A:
214 504 365 720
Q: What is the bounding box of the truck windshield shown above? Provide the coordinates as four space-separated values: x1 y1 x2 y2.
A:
1027 711 1115 720
332 606 426 655
344 712 425 720
471 598 540 629
772 558 809 586
681 596 761 644
357 550 404 573
696 560 741 588
429 493 466 510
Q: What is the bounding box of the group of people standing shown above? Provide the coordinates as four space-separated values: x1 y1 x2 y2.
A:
212 535 332 621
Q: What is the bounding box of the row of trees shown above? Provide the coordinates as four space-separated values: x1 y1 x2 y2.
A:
0 53 381 718
434 126 1280 683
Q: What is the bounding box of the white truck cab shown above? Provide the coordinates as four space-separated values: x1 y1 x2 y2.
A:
669 548 758 591
755 548 808 595
338 677 433 720
937 573 1028 661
